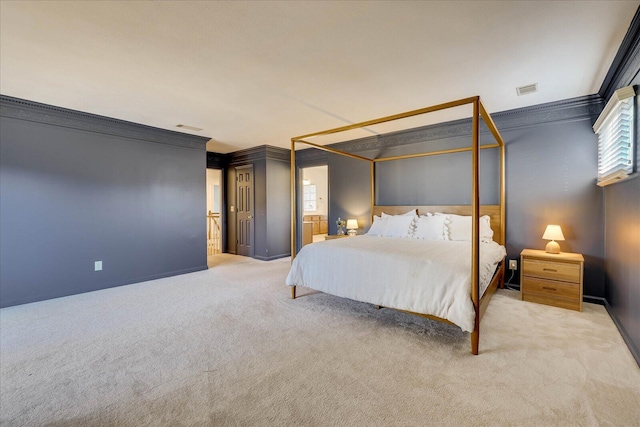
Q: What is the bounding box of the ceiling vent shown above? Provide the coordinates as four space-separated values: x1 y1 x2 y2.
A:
516 83 538 96
176 124 203 131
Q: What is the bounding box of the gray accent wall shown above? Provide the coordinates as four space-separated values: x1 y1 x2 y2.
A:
328 152 372 234
601 7 640 366
503 120 604 296
604 174 640 364
0 97 208 308
227 146 291 260
602 80 640 365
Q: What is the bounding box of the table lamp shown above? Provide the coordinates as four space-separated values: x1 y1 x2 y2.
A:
542 224 565 254
346 219 359 236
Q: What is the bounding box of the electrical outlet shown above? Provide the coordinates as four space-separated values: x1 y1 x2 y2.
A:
509 259 517 270
94 261 103 271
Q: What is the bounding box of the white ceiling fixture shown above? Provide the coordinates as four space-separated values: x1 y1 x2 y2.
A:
0 1 637 153
516 83 539 96
175 124 203 132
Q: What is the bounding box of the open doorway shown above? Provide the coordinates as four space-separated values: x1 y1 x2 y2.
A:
206 168 223 267
301 165 328 244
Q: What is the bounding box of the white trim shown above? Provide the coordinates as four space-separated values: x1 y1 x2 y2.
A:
596 170 629 187
593 85 636 133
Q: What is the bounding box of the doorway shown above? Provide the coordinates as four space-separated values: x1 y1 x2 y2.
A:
206 168 223 267
301 165 328 244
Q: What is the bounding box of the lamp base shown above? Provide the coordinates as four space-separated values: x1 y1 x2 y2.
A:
347 229 357 237
545 240 560 254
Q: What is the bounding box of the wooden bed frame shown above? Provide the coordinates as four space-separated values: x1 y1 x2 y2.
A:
289 96 506 355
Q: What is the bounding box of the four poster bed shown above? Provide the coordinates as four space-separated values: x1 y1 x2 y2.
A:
287 96 506 355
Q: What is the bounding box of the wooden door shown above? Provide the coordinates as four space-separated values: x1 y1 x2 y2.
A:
236 165 254 257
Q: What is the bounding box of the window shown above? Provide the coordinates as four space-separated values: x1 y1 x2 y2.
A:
593 85 636 187
303 184 316 211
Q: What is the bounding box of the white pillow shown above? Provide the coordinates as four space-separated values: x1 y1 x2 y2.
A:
367 215 387 236
381 210 418 237
439 214 494 242
383 215 416 238
414 215 447 240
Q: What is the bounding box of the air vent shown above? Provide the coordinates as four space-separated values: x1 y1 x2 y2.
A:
516 83 538 96
176 124 203 131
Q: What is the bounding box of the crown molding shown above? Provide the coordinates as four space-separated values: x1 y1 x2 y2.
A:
599 6 640 101
228 145 290 166
295 147 330 163
295 95 604 158
492 94 603 131
0 95 210 150
206 151 230 169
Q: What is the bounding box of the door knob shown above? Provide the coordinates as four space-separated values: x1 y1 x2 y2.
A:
248 215 253 219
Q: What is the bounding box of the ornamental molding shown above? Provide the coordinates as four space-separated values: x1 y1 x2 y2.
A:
295 148 329 163
492 94 603 131
0 95 209 150
206 152 230 168
295 95 604 157
228 145 290 166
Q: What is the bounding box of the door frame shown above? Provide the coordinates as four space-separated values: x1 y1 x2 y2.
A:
297 163 329 251
206 167 225 255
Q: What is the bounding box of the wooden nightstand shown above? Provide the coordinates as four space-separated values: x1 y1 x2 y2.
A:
325 235 348 240
520 249 584 311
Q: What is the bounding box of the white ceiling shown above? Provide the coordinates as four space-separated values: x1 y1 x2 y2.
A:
1 1 638 153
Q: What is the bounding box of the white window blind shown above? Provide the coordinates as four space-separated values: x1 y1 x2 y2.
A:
593 85 636 187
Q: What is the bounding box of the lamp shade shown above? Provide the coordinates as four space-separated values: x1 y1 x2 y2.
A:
542 225 565 241
542 224 564 254
346 219 359 230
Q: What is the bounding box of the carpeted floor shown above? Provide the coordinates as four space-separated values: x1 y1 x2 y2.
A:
1 254 639 426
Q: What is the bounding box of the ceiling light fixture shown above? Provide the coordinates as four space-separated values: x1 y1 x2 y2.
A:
516 83 538 96
176 124 203 131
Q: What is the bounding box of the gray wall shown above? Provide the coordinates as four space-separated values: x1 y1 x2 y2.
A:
604 174 640 362
328 152 372 234
0 101 207 308
265 157 292 260
226 146 291 260
603 78 640 363
599 6 640 364
503 120 604 296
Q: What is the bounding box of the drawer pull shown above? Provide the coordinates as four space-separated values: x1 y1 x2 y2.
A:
542 286 557 291
543 268 557 272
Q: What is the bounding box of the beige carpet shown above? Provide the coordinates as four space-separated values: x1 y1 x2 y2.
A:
1 254 639 426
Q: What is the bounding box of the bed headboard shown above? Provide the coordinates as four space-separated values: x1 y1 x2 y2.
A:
372 205 503 245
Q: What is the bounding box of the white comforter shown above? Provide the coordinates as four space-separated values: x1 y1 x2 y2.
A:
286 236 506 332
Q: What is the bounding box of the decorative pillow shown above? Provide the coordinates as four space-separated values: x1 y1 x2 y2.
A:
414 215 447 240
381 209 418 237
383 215 416 238
440 214 494 242
366 215 387 236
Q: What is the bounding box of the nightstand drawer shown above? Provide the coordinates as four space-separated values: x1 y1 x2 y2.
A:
522 259 580 283
522 277 580 300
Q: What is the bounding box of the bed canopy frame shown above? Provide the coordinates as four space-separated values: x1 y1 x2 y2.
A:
289 96 506 355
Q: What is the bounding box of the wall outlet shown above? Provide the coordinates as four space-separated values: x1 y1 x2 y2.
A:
94 261 103 271
509 259 517 270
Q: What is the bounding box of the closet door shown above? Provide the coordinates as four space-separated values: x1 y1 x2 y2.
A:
235 165 254 257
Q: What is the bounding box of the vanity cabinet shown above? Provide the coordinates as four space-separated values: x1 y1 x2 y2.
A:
303 215 328 235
